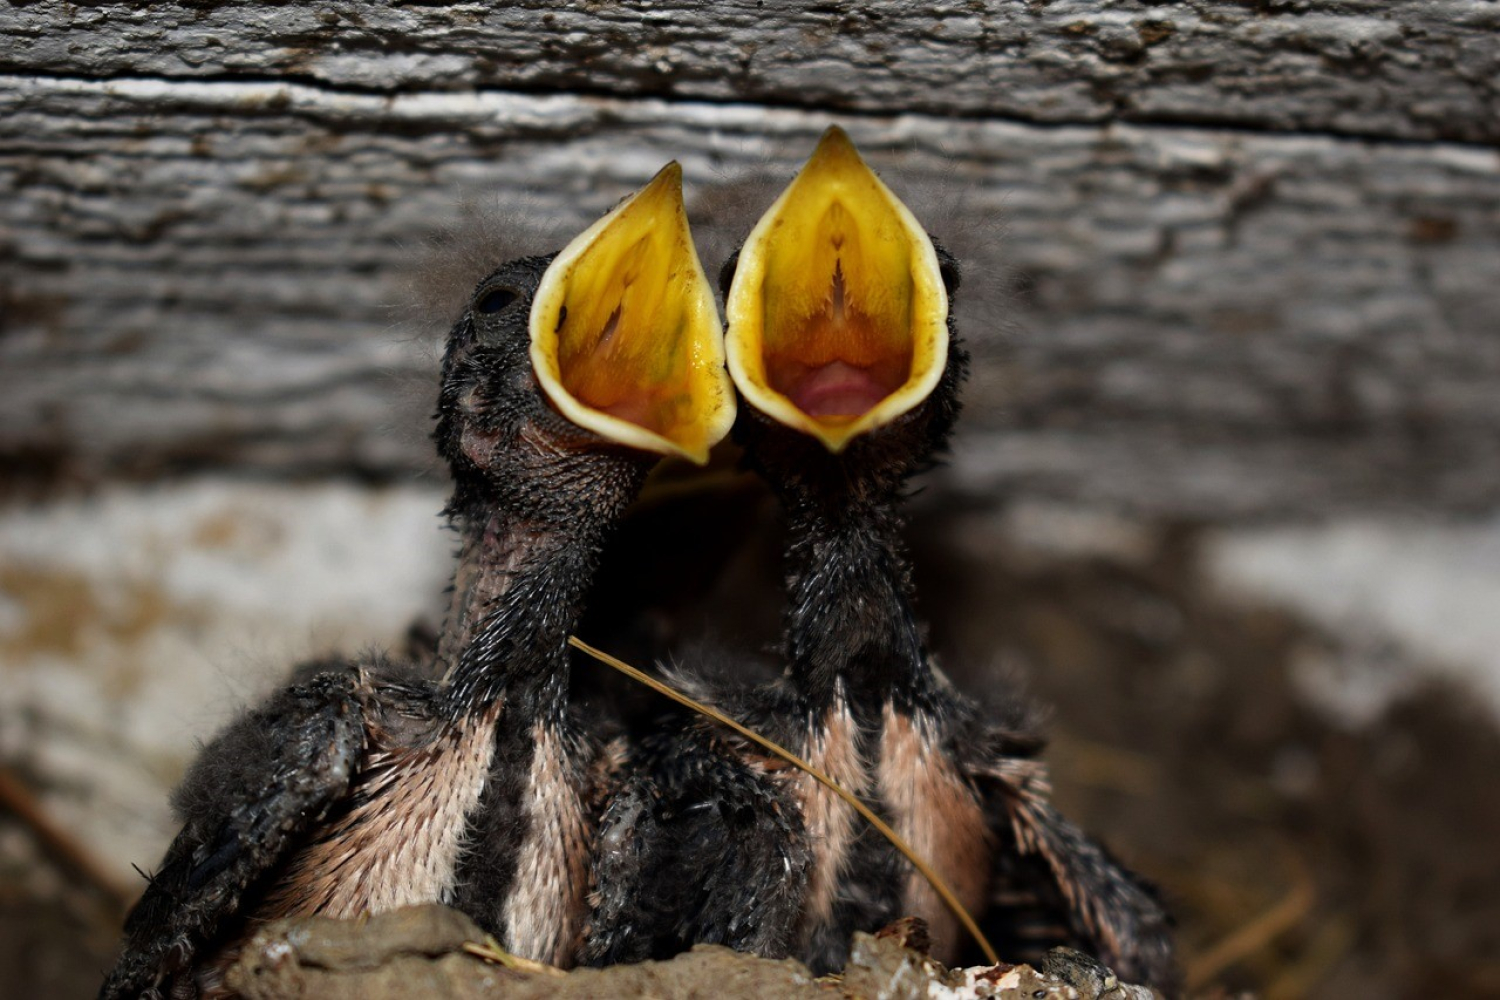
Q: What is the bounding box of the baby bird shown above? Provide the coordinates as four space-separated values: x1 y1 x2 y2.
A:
101 165 733 999
725 126 1176 987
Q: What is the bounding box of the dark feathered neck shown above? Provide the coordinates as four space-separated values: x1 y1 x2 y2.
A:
436 466 643 714
778 476 931 718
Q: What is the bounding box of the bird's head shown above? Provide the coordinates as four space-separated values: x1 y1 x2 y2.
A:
436 163 734 525
722 127 968 503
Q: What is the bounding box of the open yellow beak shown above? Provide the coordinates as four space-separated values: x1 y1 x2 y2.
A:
529 163 735 465
724 126 948 452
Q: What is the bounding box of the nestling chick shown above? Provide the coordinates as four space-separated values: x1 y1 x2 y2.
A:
723 127 1177 988
101 165 734 999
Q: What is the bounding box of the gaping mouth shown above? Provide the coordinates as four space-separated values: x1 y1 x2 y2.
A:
724 126 948 452
529 162 735 464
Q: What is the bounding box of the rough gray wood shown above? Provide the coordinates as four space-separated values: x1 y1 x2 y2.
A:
3 0 1499 519
3 1 1497 142
3 74 1496 518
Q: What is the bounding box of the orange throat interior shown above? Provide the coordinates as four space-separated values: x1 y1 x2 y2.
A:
763 259 914 425
727 126 947 452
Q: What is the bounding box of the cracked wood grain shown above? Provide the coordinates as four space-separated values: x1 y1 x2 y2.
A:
3 1 1496 143
1 3 1497 518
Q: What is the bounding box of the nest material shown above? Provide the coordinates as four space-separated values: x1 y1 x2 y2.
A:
227 904 1161 1000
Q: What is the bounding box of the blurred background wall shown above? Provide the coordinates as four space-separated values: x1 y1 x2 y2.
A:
2 3 1498 996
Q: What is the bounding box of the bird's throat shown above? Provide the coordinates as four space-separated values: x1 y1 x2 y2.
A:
782 500 929 714
437 511 608 710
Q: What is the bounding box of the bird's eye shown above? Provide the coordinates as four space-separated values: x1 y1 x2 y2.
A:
476 287 519 315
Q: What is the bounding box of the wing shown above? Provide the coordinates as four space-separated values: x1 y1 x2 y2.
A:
972 753 1178 993
100 671 367 999
581 725 811 966
662 731 810 959
579 763 668 966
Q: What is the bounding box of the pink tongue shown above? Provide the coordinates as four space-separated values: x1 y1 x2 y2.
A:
788 361 891 418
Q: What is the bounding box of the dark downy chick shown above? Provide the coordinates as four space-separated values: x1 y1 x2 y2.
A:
722 127 1177 987
100 165 733 999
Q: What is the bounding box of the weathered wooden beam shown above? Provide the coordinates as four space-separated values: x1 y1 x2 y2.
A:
3 1 1496 142
2 74 1497 517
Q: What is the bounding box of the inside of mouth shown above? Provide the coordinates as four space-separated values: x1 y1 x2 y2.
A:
552 229 699 444
760 203 915 425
